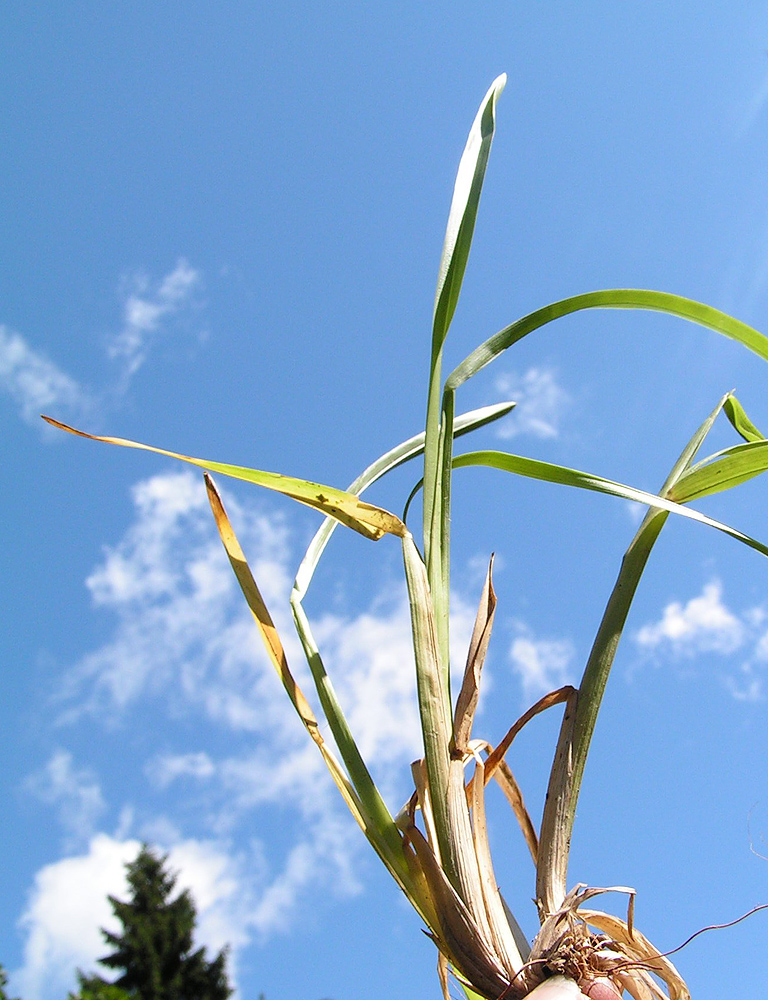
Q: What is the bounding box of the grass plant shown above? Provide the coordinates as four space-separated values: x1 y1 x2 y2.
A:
46 77 768 999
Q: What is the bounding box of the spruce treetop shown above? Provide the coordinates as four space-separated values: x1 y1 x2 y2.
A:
75 845 232 1000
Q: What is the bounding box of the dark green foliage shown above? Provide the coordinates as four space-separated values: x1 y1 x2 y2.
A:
67 972 133 1000
0 964 20 1000
80 846 232 1000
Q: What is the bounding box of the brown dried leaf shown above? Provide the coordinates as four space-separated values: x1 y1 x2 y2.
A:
469 755 526 974
493 759 539 865
407 824 510 999
454 556 497 752
485 686 577 781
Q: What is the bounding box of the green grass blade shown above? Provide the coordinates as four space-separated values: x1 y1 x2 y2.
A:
451 449 768 558
432 389 455 689
460 986 488 1000
42 415 405 541
204 477 382 835
288 405 512 879
660 393 732 479
669 439 768 502
289 598 410 871
403 537 497 945
723 394 765 443
423 76 506 678
445 290 768 392
537 513 665 915
287 406 510 925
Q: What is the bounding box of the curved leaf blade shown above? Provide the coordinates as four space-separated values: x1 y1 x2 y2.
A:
204 474 436 922
537 395 738 913
723 394 765 443
452 449 768 558
42 415 405 540
669 439 768 502
445 290 768 391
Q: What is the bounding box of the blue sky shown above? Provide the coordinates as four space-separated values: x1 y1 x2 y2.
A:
4 4 768 999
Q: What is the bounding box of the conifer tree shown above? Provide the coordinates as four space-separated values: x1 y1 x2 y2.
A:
0 964 20 1000
80 846 232 1000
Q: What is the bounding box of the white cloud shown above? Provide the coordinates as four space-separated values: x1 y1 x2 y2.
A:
109 259 201 379
61 469 293 727
25 750 106 849
14 834 140 1000
314 591 477 774
13 834 263 1000
509 631 575 703
635 580 744 654
0 325 92 427
147 751 217 788
634 579 768 700
493 367 569 441
314 603 422 767
248 816 361 937
2 260 201 433
725 664 764 703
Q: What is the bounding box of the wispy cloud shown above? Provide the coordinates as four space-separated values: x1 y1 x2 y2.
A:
634 579 768 700
25 750 106 850
509 628 575 703
635 580 744 654
0 326 93 428
146 751 217 788
311 592 476 778
108 259 201 380
1 259 200 434
62 470 293 725
493 367 569 441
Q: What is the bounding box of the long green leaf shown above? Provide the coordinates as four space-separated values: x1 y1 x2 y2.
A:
445 289 768 392
42 415 405 541
403 532 499 943
452 449 768 558
289 593 413 883
669 440 768 502
432 74 507 353
401 531 455 873
423 75 506 685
